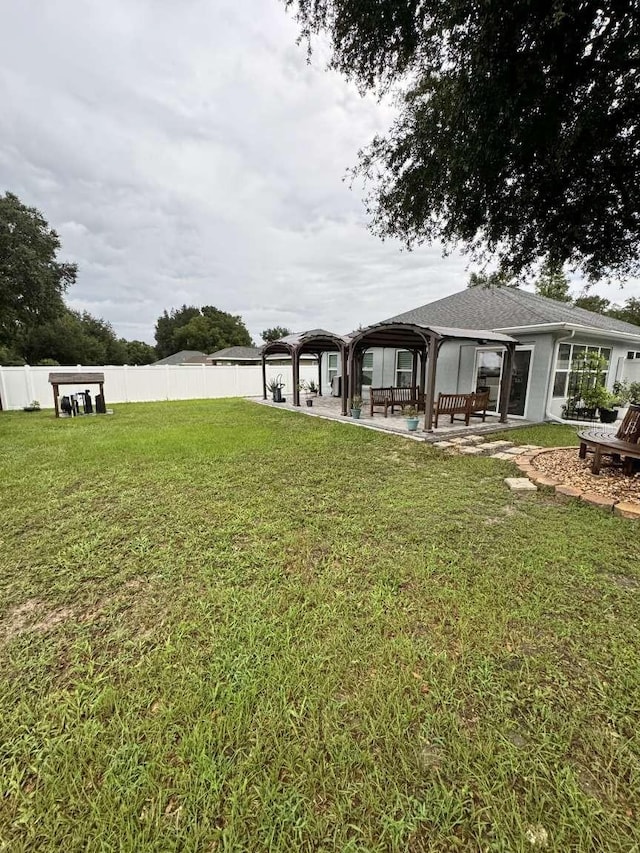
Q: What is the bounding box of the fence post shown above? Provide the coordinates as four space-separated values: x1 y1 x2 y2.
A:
123 363 129 403
24 364 35 404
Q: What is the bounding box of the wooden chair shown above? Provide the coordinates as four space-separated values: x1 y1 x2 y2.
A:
578 404 640 474
433 391 490 428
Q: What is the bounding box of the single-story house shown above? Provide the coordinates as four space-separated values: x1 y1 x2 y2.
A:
209 346 317 366
321 287 640 422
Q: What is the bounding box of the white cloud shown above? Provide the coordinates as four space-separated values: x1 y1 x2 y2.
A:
1 0 637 346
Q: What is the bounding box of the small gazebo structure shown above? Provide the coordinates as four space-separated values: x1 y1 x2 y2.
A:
261 329 348 407
49 372 105 418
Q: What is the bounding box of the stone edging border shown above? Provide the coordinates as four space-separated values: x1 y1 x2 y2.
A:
514 446 640 520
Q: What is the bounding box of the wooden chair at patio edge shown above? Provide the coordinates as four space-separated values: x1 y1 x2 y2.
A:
434 391 491 429
578 404 640 474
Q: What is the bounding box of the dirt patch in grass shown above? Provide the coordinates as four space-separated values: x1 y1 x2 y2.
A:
0 598 75 642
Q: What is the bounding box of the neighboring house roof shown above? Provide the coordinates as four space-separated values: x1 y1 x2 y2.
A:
386 287 640 337
209 346 261 361
152 350 208 365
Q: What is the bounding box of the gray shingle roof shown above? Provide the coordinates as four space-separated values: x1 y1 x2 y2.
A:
386 287 640 337
152 350 207 365
209 346 261 360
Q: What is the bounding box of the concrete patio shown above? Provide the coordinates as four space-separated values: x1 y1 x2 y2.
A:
252 394 539 442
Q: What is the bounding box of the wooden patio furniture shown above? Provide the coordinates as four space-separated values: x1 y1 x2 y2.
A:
578 404 640 474
370 386 425 417
433 390 490 428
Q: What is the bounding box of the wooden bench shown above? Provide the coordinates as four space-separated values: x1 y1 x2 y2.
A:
369 386 425 417
434 391 490 428
578 404 640 474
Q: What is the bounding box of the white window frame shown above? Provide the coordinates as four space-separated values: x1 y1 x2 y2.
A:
361 351 373 387
552 343 611 400
327 352 339 382
395 350 413 387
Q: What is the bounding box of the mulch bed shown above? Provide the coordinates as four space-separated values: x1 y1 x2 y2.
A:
530 447 640 504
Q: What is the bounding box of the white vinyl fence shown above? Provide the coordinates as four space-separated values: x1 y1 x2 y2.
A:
0 363 320 411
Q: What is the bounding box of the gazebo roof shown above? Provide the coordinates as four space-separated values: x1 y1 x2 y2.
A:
262 328 348 355
49 372 105 385
348 321 518 349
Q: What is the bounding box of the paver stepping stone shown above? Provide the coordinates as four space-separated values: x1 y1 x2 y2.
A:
458 446 484 455
505 477 537 491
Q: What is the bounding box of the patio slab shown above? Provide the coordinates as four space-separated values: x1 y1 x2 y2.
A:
251 396 538 441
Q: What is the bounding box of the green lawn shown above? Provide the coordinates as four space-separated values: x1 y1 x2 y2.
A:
0 401 638 852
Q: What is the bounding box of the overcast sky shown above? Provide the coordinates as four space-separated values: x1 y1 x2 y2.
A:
1 0 637 345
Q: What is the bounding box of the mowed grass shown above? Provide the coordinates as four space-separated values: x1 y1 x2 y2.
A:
0 401 638 852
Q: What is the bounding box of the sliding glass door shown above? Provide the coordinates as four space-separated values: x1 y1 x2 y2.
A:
474 347 533 417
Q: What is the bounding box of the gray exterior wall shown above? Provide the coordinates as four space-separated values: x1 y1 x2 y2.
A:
321 331 631 421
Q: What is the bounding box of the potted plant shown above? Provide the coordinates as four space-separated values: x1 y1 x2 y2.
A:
404 406 420 431
597 389 621 424
350 395 362 419
23 400 41 412
298 380 315 406
306 379 318 396
267 378 285 403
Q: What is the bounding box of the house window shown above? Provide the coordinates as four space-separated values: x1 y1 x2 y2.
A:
362 352 373 387
395 350 413 387
327 353 339 382
627 351 640 359
552 343 611 398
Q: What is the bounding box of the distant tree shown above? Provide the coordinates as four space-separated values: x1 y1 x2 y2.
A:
0 192 76 351
534 262 572 303
573 293 611 315
155 305 252 356
0 345 24 365
125 340 157 364
467 271 517 289
608 297 640 328
261 326 291 342
285 1 640 280
24 309 129 365
154 305 201 359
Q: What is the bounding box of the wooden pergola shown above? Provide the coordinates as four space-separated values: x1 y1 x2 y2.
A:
49 372 105 418
261 323 518 431
261 330 349 406
347 323 518 431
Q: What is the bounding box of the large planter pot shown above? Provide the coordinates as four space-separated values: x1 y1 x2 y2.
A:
406 417 419 432
599 407 619 424
351 408 361 419
306 398 313 407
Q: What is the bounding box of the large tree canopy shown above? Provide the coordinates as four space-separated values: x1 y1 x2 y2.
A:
154 305 252 357
285 1 640 279
0 192 76 349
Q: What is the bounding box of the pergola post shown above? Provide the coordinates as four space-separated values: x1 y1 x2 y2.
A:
423 335 439 432
261 354 267 400
419 349 427 401
317 352 322 396
53 383 60 418
347 344 357 408
498 343 515 423
292 348 301 406
341 345 349 415
411 350 418 390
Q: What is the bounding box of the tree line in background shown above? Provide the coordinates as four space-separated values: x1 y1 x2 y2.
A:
0 192 256 365
468 262 640 327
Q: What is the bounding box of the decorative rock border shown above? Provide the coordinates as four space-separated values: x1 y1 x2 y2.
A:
514 447 640 519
